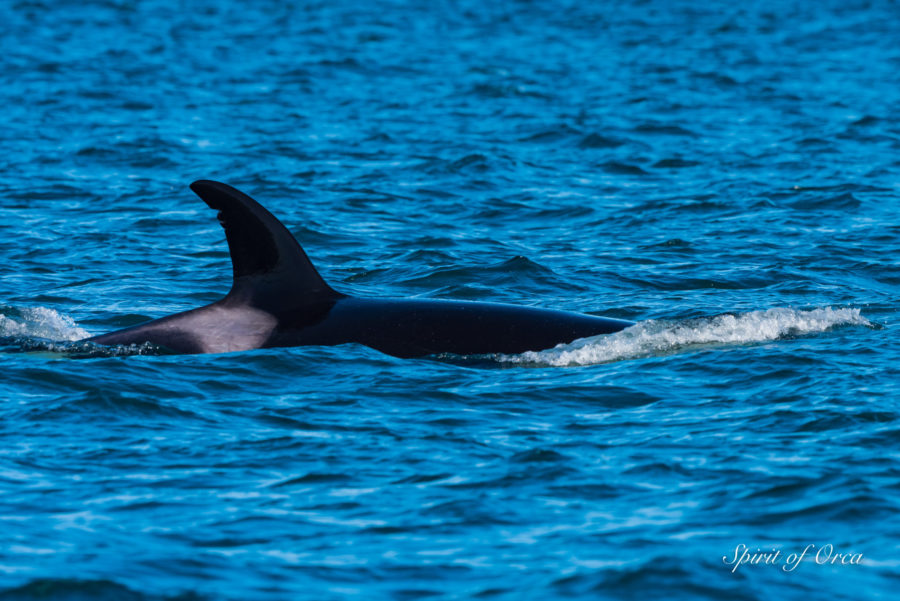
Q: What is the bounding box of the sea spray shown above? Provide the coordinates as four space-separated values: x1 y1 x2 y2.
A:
0 305 90 341
503 307 872 366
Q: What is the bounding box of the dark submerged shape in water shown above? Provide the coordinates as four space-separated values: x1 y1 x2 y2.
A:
85 181 633 357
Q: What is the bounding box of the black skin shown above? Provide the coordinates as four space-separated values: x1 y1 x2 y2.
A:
85 181 633 357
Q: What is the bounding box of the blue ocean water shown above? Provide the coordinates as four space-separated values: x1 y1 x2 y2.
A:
1 0 898 599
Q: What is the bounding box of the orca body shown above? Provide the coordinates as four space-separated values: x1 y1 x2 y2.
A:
85 181 634 357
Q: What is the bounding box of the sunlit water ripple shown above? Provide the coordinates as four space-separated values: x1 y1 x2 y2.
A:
1 1 898 600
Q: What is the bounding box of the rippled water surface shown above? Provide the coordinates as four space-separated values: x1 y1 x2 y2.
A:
2 1 899 599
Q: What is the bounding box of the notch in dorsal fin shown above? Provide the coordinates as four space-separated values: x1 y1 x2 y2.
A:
189 180 342 307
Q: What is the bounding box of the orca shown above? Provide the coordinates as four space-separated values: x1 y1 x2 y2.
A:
84 180 634 357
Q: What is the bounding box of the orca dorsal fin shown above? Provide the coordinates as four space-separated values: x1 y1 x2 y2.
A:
189 180 342 307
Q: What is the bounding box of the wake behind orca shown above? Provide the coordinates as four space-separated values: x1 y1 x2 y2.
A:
85 181 633 357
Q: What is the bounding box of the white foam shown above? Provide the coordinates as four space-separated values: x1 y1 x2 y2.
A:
0 306 90 341
503 307 872 366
